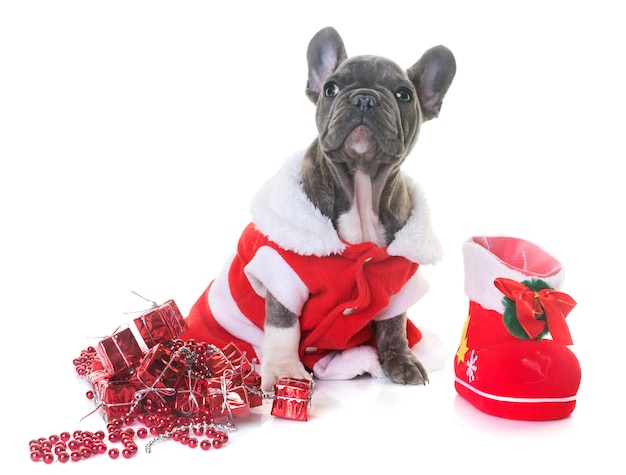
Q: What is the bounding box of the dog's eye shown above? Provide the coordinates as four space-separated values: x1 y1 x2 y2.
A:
324 82 339 98
395 88 412 102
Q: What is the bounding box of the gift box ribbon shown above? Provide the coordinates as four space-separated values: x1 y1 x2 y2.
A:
176 373 206 416
134 347 183 403
206 367 250 421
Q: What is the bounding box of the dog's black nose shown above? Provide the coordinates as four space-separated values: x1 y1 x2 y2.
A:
352 94 378 111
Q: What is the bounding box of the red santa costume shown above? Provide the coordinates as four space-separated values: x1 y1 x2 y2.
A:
182 150 445 380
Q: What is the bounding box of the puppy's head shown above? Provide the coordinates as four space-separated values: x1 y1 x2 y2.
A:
306 27 456 175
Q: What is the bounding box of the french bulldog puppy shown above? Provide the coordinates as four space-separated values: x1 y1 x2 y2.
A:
182 27 456 392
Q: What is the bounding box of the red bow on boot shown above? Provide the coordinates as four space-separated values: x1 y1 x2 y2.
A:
493 278 576 346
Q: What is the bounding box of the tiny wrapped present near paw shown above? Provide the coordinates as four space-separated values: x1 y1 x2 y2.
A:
271 378 314 421
134 299 187 348
95 327 144 376
133 343 186 400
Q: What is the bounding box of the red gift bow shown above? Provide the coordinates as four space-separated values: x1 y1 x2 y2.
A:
493 278 576 345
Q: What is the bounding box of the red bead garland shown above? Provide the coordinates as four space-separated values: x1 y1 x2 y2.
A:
29 416 231 463
29 430 110 464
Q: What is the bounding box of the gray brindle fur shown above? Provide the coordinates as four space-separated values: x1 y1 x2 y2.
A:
260 27 455 391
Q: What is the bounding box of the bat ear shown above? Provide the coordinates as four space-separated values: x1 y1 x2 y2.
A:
305 27 348 102
407 45 456 121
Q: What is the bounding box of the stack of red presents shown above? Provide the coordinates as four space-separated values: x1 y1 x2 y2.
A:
78 299 313 424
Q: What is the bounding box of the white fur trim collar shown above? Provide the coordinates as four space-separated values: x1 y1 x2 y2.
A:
250 150 442 264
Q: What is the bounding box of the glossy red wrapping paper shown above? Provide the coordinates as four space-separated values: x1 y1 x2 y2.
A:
206 342 244 377
134 300 188 348
95 327 144 376
271 378 314 421
206 375 250 422
173 374 209 416
93 377 140 422
133 343 186 397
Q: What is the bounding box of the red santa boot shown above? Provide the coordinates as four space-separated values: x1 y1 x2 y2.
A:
454 236 581 420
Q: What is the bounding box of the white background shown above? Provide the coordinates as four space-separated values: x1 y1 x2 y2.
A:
2 1 624 473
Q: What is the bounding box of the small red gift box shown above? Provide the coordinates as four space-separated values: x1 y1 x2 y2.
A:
271 378 314 421
206 342 244 377
134 300 187 348
174 374 209 416
93 378 140 422
96 327 144 376
134 344 186 398
206 375 250 422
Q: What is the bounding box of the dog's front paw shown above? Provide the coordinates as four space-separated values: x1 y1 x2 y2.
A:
260 359 312 393
380 349 429 385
